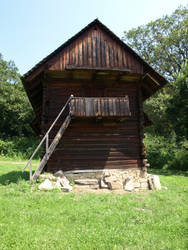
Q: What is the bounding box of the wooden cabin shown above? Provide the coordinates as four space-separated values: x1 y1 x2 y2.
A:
22 19 167 180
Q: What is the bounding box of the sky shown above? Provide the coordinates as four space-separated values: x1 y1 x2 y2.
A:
0 0 187 75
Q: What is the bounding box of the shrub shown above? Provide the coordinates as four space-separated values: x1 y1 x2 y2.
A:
145 133 188 171
0 137 40 160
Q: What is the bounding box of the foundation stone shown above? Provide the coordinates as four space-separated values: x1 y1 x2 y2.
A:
38 168 162 192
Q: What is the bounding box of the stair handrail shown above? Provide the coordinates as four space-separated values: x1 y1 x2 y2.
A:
23 94 74 174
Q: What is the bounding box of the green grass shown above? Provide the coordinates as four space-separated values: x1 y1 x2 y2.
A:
0 160 188 250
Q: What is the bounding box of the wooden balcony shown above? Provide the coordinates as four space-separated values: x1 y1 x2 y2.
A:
70 96 131 117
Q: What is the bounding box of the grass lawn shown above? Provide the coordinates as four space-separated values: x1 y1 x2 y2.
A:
0 160 187 250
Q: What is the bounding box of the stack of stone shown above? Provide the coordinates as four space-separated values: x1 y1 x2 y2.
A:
64 169 161 191
38 169 161 192
38 170 72 192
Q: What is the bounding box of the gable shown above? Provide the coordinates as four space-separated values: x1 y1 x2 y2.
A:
22 19 167 102
47 26 143 74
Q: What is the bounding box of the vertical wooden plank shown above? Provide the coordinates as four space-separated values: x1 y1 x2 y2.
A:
59 52 62 70
126 95 131 116
103 36 106 67
85 35 88 67
103 98 107 117
97 98 100 116
118 46 122 69
109 98 113 116
123 50 127 69
92 98 95 116
95 31 98 67
121 50 125 68
118 98 121 116
114 43 117 67
76 98 79 116
70 99 73 115
107 97 110 116
113 98 116 116
116 47 119 68
82 40 85 66
96 29 100 67
102 98 106 116
83 98 86 116
92 30 96 67
74 42 77 66
127 53 131 70
85 98 89 116
120 98 124 116
115 98 120 116
79 41 82 66
73 98 76 116
75 98 78 116
99 30 102 67
79 98 84 116
88 33 92 67
105 40 109 67
94 98 98 116
77 41 80 66
108 44 111 68
67 47 70 66
79 98 82 116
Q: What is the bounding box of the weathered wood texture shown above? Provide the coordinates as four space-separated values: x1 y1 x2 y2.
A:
47 27 143 74
22 19 167 136
70 97 131 117
32 114 72 180
41 82 139 136
21 20 169 174
46 118 141 172
41 82 141 172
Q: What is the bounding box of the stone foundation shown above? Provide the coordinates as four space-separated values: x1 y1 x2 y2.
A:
38 168 161 192
63 168 161 191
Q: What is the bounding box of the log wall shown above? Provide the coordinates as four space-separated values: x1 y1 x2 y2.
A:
42 80 142 172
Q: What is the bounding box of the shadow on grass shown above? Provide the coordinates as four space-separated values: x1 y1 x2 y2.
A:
148 168 188 177
0 171 31 185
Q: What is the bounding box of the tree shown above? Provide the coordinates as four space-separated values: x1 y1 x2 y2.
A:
123 6 188 139
123 5 188 81
167 62 188 140
0 53 34 138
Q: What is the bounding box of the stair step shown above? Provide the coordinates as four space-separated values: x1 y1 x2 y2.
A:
74 179 99 185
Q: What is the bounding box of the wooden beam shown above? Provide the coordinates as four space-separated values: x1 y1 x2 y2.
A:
142 73 160 86
32 114 72 180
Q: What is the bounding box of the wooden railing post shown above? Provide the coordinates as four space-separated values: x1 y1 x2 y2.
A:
23 95 74 181
46 133 49 160
29 161 33 181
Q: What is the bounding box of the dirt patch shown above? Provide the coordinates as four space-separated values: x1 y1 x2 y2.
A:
72 185 150 195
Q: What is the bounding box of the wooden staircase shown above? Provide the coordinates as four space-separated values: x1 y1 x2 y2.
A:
23 95 73 181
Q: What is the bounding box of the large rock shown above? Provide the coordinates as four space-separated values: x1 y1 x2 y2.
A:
74 179 98 185
124 177 134 191
148 175 161 190
99 178 109 189
104 175 123 190
38 179 54 190
62 185 72 192
54 179 62 189
57 176 72 192
108 182 123 190
54 170 64 178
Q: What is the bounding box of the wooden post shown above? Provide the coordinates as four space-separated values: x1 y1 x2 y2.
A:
46 133 49 160
29 161 32 181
